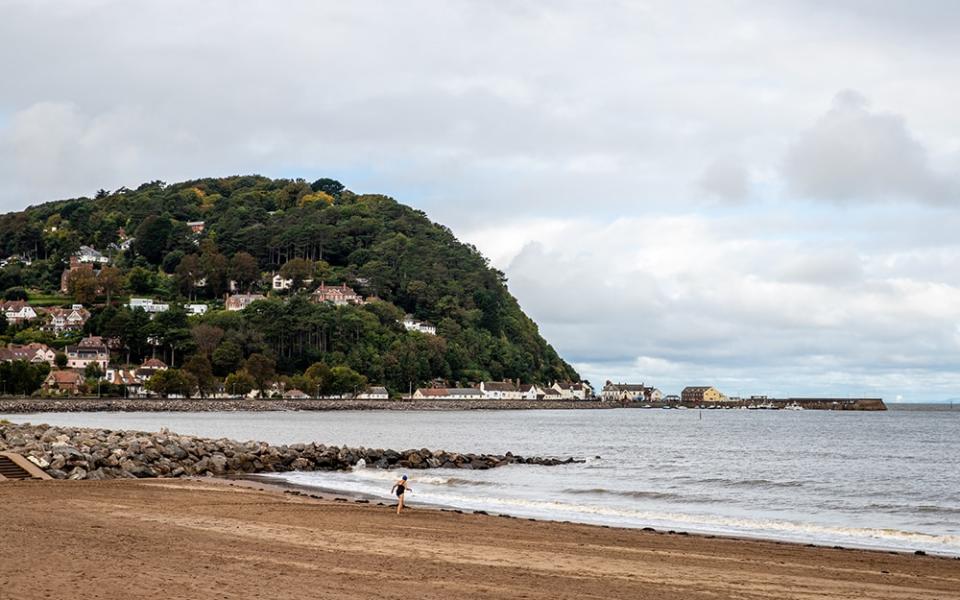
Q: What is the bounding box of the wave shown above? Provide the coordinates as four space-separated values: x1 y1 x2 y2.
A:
561 487 720 504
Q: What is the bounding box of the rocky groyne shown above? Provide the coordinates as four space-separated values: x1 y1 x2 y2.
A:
0 422 580 481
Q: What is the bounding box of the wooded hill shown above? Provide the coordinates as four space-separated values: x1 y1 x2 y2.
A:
0 176 578 394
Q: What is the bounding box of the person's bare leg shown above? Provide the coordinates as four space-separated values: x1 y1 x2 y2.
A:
397 494 404 514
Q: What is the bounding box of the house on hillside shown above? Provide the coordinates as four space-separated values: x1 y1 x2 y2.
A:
272 274 293 290
681 386 725 404
44 305 91 334
0 343 55 365
413 387 483 400
42 370 84 395
225 293 266 311
480 381 522 400
184 303 208 316
401 315 437 335
65 336 109 371
1 300 38 324
128 298 170 314
187 221 205 234
76 245 109 264
312 283 362 306
136 358 168 382
518 383 544 400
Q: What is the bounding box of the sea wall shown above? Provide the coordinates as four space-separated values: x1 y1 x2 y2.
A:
0 397 611 413
0 422 579 481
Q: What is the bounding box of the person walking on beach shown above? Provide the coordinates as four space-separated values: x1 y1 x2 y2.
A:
391 475 410 514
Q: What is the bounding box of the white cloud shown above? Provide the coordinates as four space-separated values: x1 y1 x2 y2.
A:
782 91 959 205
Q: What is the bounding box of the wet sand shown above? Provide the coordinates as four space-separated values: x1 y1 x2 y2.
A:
1 479 958 600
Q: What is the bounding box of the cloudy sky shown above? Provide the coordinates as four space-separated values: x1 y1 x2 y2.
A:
3 1 959 401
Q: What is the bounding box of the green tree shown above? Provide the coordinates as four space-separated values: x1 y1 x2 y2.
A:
224 370 255 396
243 353 276 398
229 251 259 292
191 324 224 358
279 258 314 289
133 215 173 264
126 267 157 294
327 365 367 396
201 250 229 297
145 368 197 398
182 354 215 397
98 266 124 304
84 362 103 379
211 340 243 376
67 268 98 304
174 254 202 300
55 352 67 368
3 287 28 301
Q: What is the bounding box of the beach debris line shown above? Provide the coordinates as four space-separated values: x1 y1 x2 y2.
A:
0 422 583 481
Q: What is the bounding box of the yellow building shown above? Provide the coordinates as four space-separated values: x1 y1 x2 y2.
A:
681 386 725 403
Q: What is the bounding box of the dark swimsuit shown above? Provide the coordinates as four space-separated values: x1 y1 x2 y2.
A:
396 482 406 497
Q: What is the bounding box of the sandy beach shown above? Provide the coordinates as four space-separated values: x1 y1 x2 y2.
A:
1 480 957 600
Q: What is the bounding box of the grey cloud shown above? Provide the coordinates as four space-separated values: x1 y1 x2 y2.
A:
783 90 958 205
699 158 749 202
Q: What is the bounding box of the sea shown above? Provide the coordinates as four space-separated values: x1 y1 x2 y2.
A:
4 405 959 556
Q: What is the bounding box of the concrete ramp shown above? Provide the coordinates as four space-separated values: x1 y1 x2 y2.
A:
0 452 52 481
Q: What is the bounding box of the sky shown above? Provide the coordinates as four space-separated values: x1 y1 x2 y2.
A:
2 1 959 401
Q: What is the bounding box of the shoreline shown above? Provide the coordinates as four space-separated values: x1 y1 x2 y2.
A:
1 478 957 600
0 396 887 413
238 473 960 559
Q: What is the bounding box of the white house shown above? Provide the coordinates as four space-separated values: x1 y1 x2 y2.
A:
518 383 544 400
601 382 652 402
184 303 208 316
76 245 109 264
0 343 56 366
401 315 437 335
413 387 484 400
480 381 522 400
1 301 38 324
357 386 389 400
102 368 146 397
552 382 591 400
128 298 170 314
272 274 293 290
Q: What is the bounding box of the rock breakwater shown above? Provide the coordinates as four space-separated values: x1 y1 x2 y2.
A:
0 422 581 481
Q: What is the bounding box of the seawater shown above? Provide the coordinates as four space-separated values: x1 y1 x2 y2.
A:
5 407 959 555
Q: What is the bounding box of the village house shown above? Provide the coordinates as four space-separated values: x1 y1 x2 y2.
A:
65 336 110 371
0 343 56 366
186 221 206 234
184 303 208 316
413 387 484 400
135 358 168 382
542 387 562 399
128 298 170 314
601 382 655 402
357 386 389 400
225 293 266 311
1 300 39 324
518 383 544 400
76 245 109 265
553 382 592 400
282 389 310 400
272 274 293 290
681 386 726 404
42 370 84 395
102 367 145 397
401 315 437 335
44 304 91 334
480 381 522 400
312 283 362 306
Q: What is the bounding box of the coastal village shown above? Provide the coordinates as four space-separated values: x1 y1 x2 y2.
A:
1 239 883 409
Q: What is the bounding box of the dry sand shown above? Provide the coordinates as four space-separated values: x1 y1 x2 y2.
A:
1 479 958 600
